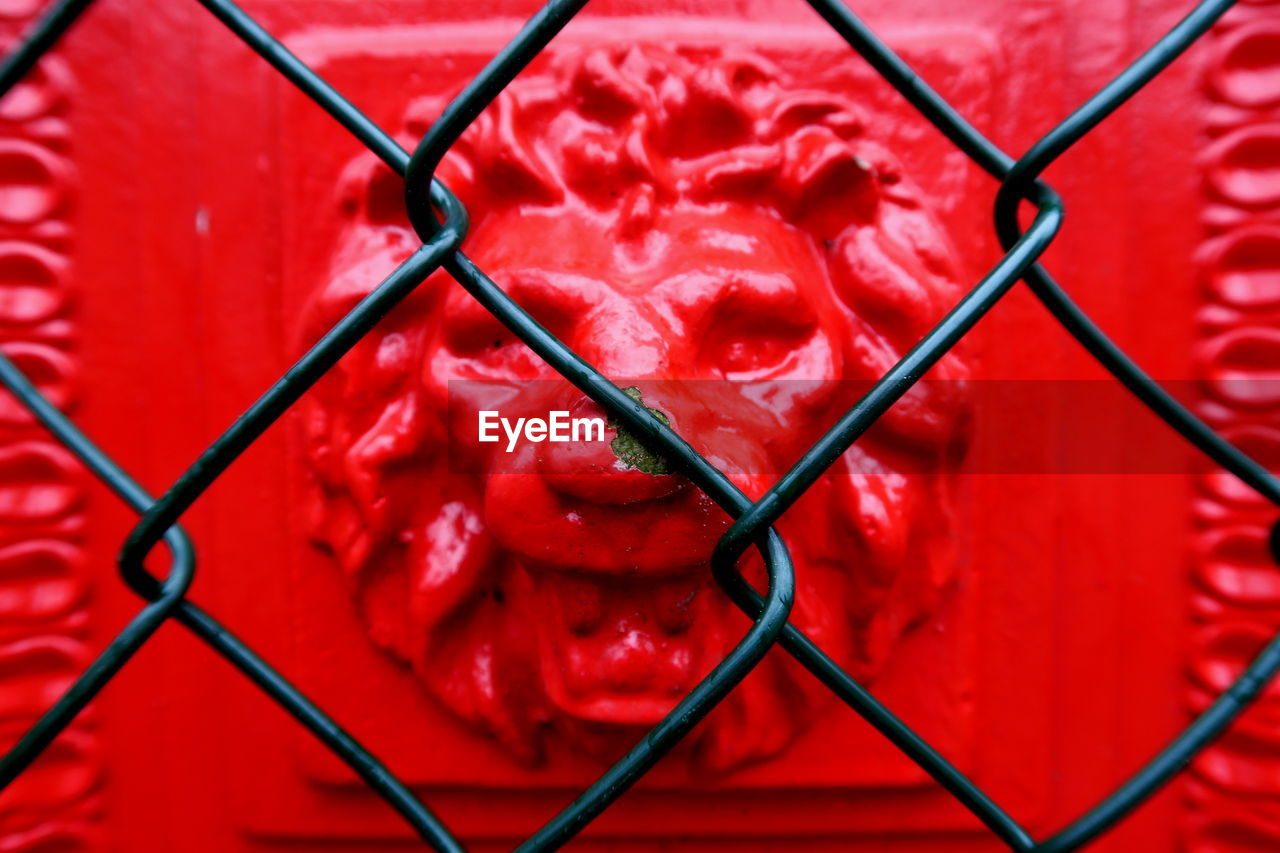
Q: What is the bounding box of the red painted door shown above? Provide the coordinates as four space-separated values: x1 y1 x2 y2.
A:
0 0 1275 850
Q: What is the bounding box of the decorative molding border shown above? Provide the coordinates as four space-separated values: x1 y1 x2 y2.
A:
0 8 101 851
1188 3 1280 849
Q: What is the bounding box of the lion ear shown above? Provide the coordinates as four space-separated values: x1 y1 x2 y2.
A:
828 446 960 678
834 453 912 581
346 490 495 667
340 388 439 549
301 304 446 579
405 520 546 764
407 495 497 631
776 127 879 239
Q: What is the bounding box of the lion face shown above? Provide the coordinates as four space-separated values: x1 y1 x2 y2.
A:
302 45 969 773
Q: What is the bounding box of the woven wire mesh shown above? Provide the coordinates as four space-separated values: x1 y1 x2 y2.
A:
0 0 1273 850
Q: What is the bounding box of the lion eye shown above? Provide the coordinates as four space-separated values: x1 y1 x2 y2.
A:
444 285 581 371
698 299 815 379
702 328 809 377
439 288 576 381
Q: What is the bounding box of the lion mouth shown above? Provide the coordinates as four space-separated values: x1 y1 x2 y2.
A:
483 442 743 726
524 561 721 725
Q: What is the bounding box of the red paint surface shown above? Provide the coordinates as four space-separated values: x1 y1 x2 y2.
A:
0 0 1273 850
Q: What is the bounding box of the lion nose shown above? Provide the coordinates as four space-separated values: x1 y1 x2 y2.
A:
539 395 686 505
574 309 668 377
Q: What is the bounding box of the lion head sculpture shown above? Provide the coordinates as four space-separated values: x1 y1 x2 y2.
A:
301 44 970 773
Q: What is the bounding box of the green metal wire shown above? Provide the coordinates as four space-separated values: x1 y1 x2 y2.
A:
0 0 92 94
0 0 1272 851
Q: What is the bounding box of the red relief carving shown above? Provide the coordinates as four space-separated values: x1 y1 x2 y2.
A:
0 10 97 851
0 636 89 722
1190 3 1280 849
0 540 86 628
302 43 970 774
0 822 101 853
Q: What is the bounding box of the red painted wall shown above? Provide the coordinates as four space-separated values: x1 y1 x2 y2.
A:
0 0 1273 850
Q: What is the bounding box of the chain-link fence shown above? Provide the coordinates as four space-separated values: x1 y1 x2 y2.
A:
0 0 1272 850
